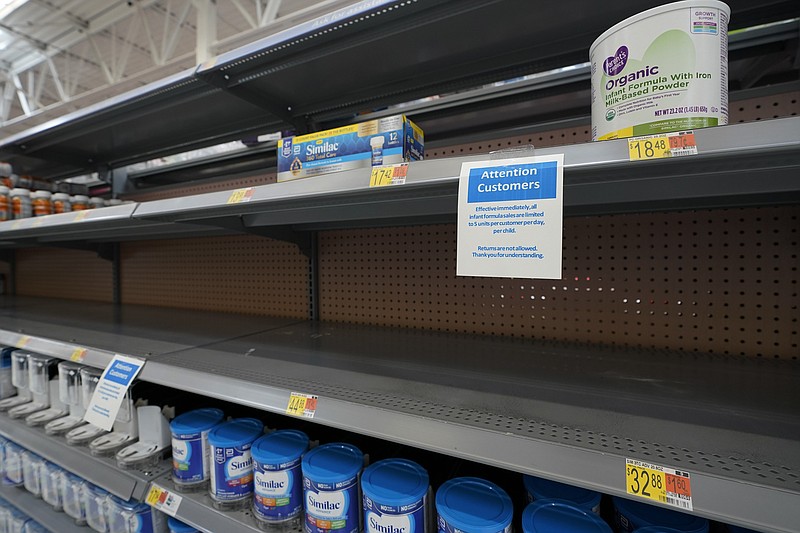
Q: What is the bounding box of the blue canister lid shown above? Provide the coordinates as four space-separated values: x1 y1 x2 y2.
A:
252 429 309 466
170 408 224 435
436 477 514 533
613 497 708 533
108 495 149 512
207 418 263 448
522 499 611 533
168 517 199 533
362 459 429 507
633 526 696 533
524 475 601 510
86 484 109 496
302 443 364 484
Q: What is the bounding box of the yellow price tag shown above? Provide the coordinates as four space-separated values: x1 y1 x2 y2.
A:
628 136 670 161
145 485 164 506
70 348 87 362
73 210 90 222
370 163 408 187
17 335 30 348
286 392 318 418
625 458 693 510
226 187 255 204
145 484 182 516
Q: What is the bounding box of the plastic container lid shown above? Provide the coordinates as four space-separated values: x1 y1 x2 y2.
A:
170 408 225 435
251 429 309 466
53 193 71 200
31 191 52 198
10 188 29 196
72 195 90 201
362 459 429 508
522 499 612 533
302 443 364 484
0 185 9 193
207 418 263 448
523 476 601 510
85 483 109 497
108 495 149 512
613 497 708 533
168 517 199 533
435 477 514 533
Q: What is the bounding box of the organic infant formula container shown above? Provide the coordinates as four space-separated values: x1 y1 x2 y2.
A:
52 193 72 213
89 197 106 209
251 429 309 528
302 442 364 533
0 186 10 221
167 517 198 533
590 1 730 140
436 477 513 533
523 475 601 515
522 499 612 533
362 458 429 533
30 191 52 216
208 418 263 509
170 408 224 491
10 188 31 219
71 195 90 210
612 497 708 533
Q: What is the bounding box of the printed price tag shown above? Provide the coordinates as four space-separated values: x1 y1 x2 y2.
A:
370 163 409 187
16 335 30 348
226 187 255 204
70 348 87 362
73 210 90 222
286 392 318 418
626 458 693 511
145 484 182 517
628 131 697 161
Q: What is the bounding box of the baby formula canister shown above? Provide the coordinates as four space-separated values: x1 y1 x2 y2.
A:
251 429 309 528
170 408 224 492
612 497 708 533
302 442 364 533
590 1 730 141
208 417 263 510
30 190 52 216
523 475 601 515
106 495 166 533
10 188 31 219
52 193 72 214
362 458 429 533
522 499 612 533
0 186 10 221
167 517 198 533
436 477 513 533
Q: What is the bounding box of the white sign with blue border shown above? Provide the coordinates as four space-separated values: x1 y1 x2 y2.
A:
457 154 564 279
83 354 144 431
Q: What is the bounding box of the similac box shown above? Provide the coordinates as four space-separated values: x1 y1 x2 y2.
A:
277 115 423 182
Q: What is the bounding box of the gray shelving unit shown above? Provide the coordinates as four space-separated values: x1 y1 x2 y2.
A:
0 484 87 533
1 297 798 532
0 414 170 501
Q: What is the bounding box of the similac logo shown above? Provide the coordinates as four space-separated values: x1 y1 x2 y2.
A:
306 491 347 517
307 141 340 156
226 454 253 479
367 512 413 533
171 439 189 462
255 471 291 494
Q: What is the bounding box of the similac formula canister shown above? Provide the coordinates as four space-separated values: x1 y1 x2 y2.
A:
522 499 612 533
436 477 513 533
590 1 730 141
170 408 224 491
362 459 429 533
208 418 264 509
302 443 364 533
523 475 601 515
612 497 708 533
251 429 309 527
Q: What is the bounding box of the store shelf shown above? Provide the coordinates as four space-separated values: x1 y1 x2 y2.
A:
0 414 170 501
149 477 288 533
0 484 87 533
133 118 800 231
0 298 798 531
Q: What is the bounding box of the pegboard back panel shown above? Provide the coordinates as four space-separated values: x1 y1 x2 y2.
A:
15 248 113 303
319 206 798 359
120 235 309 318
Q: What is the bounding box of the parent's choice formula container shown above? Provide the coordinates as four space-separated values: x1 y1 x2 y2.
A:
590 1 730 140
612 497 708 533
302 442 364 533
208 418 263 510
522 499 612 533
436 477 513 533
170 408 224 491
251 429 309 528
362 459 429 533
523 475 601 515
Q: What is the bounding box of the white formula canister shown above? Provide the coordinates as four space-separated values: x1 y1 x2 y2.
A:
590 1 730 141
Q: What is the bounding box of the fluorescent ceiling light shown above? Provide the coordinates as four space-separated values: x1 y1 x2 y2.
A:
0 0 28 20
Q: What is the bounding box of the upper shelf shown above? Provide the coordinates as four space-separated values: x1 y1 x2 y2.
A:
1 0 797 180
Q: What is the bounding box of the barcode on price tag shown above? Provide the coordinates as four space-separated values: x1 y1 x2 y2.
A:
286 392 318 418
145 484 182 517
625 458 693 511
628 131 698 161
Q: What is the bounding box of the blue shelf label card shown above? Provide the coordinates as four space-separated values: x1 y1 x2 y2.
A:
83 354 144 431
457 155 564 279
